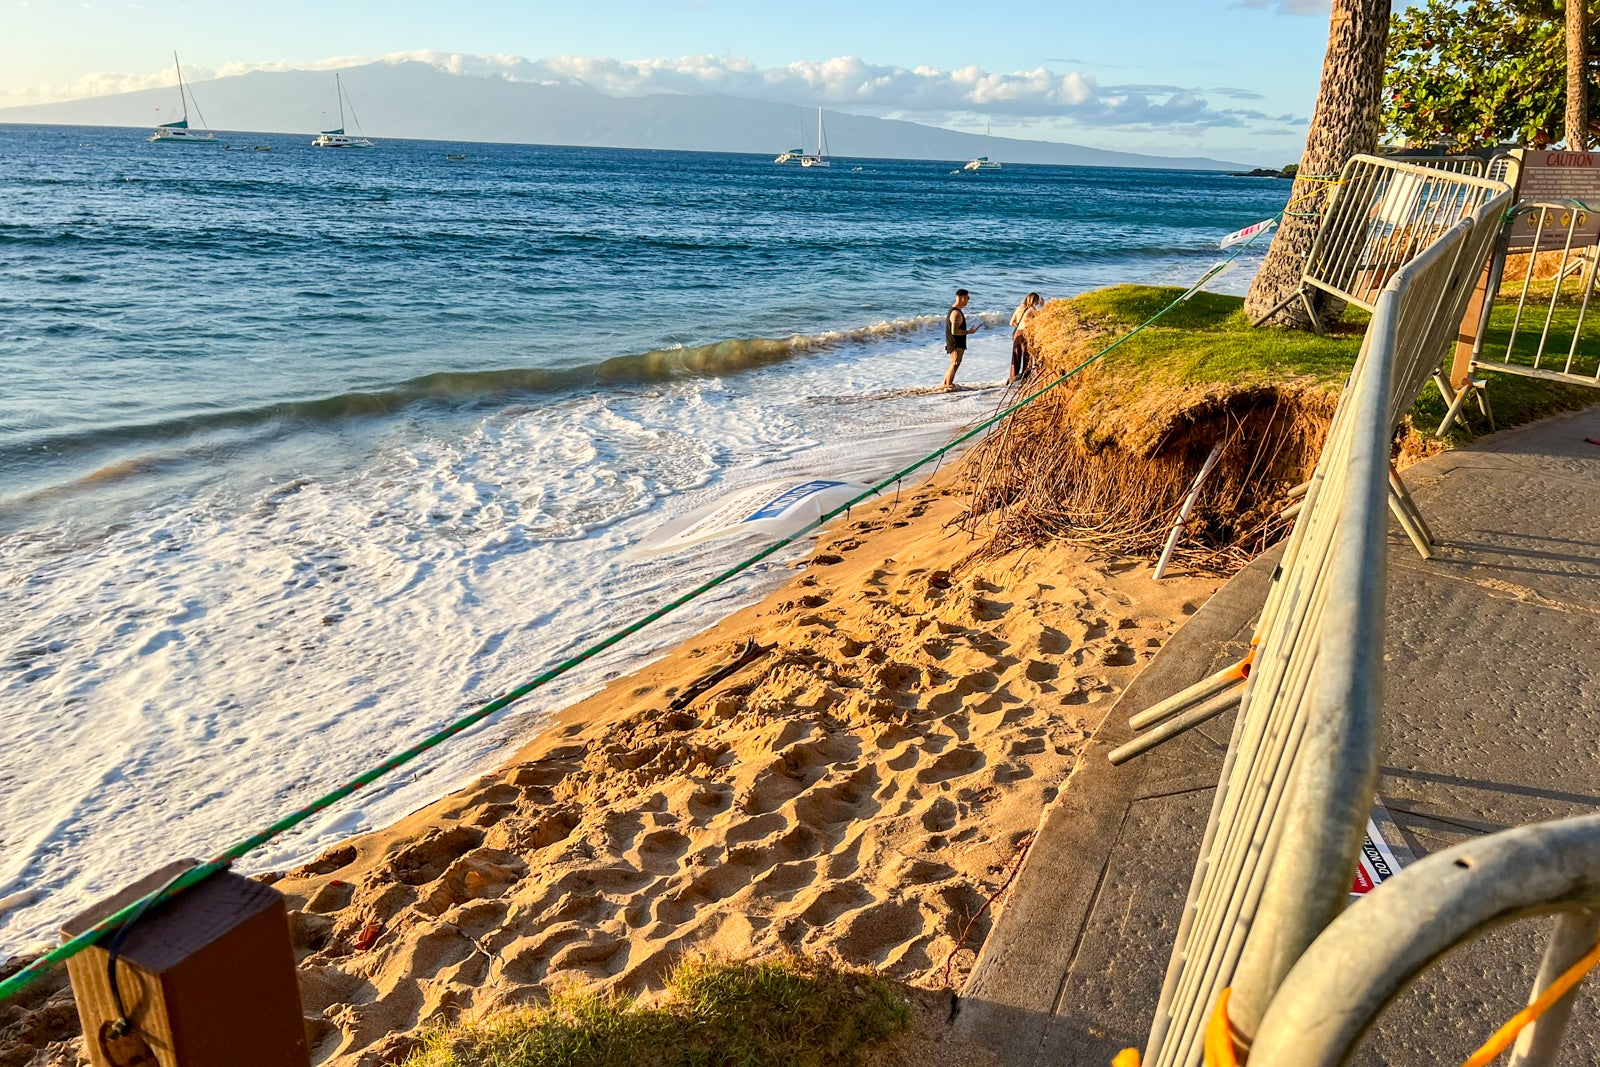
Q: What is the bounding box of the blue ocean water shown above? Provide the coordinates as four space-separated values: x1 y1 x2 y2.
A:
0 123 1290 953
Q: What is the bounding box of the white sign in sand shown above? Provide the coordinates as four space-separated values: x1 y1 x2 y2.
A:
632 478 873 556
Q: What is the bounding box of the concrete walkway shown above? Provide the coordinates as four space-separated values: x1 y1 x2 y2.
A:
949 404 1600 1065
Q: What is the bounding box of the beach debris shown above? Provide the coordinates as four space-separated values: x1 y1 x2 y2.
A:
353 920 384 952
630 478 874 557
666 638 771 711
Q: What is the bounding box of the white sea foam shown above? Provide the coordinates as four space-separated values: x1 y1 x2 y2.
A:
0 328 1015 955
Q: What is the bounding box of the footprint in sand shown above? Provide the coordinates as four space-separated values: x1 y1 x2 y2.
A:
389 827 485 886
630 828 691 874
915 746 985 784
791 768 879 827
295 844 357 877
1024 658 1059 682
920 797 958 833
834 899 926 964
749 859 819 900
1099 639 1138 666
797 882 874 926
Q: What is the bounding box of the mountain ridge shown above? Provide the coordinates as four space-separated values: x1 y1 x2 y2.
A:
0 61 1247 170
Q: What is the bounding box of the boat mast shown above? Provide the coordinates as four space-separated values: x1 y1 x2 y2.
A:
816 106 824 159
337 73 346 132
174 51 189 124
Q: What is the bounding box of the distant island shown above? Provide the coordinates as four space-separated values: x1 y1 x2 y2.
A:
1230 164 1299 178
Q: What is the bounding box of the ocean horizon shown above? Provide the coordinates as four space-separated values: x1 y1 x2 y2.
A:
0 123 1290 955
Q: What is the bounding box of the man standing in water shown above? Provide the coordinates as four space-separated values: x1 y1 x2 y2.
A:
942 288 981 390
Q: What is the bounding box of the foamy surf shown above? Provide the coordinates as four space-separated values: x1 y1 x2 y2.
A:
0 327 1018 955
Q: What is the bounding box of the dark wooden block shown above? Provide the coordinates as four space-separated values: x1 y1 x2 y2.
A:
62 860 310 1067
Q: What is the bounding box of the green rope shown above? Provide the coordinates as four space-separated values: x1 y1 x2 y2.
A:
0 216 1279 1003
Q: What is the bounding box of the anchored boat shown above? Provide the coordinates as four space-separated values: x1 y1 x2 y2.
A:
798 107 831 169
963 122 1001 171
311 74 375 148
148 53 219 145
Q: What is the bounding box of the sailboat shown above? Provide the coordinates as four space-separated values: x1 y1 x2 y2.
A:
148 53 219 144
963 121 1001 171
799 107 831 168
310 74 375 148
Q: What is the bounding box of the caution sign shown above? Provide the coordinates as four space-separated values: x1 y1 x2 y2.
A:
1505 149 1600 252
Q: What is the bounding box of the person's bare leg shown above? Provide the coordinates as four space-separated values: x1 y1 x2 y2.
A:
942 352 961 390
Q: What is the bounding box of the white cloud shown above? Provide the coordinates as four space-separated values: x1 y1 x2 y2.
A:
388 50 1281 131
4 49 1300 134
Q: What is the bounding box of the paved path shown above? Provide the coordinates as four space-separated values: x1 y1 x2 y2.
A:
949 404 1600 1065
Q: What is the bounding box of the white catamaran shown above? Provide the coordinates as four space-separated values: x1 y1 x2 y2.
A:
311 74 375 148
963 121 1001 171
799 107 831 168
148 53 219 145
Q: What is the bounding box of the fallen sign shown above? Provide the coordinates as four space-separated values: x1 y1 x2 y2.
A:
1350 806 1410 899
1219 217 1277 249
631 478 874 556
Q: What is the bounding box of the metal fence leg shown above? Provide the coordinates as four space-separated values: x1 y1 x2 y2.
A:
1475 379 1496 431
1437 376 1476 436
1302 290 1326 336
1388 466 1435 546
1108 684 1247 765
1432 369 1458 411
1507 909 1600 1067
1388 486 1434 559
1250 285 1311 329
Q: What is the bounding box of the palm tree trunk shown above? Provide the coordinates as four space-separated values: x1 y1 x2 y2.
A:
1568 0 1589 150
1243 0 1392 330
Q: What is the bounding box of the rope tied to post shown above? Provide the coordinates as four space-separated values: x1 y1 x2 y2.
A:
1281 175 1346 221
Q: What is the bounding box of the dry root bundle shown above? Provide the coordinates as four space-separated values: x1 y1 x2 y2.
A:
962 303 1338 575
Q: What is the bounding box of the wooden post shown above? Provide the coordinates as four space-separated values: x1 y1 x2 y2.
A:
1450 257 1494 390
61 861 310 1067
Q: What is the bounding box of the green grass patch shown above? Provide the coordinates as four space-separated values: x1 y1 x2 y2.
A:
1060 284 1596 443
404 955 912 1067
1064 285 1364 390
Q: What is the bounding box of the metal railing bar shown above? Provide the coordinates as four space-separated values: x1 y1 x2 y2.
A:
1508 207 1547 361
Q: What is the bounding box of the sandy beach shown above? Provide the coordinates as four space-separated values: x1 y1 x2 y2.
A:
189 462 1217 1066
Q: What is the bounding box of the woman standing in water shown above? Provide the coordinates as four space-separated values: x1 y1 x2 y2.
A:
1009 292 1042 383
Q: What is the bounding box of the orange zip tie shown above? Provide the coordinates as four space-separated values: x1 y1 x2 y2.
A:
1109 985 1246 1066
1233 641 1257 682
1204 987 1242 1066
1463 931 1600 1066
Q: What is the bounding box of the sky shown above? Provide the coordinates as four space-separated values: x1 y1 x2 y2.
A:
1 0 1338 162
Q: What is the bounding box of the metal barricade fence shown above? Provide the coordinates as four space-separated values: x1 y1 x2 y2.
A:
1252 814 1600 1065
1109 189 1512 769
1469 201 1600 375
1438 198 1600 435
1390 154 1490 178
1255 155 1508 332
1141 210 1503 1067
